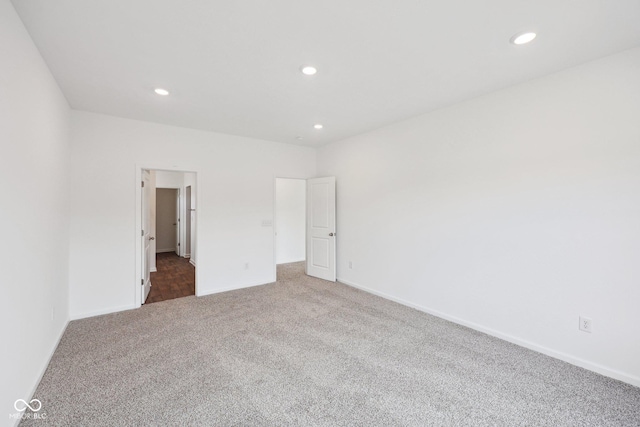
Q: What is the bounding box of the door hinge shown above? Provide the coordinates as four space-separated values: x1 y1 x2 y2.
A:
141 181 144 187
141 279 144 285
178 243 181 246
141 229 144 236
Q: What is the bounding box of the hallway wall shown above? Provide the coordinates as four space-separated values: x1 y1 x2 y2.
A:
68 111 316 319
1 0 71 421
156 188 178 253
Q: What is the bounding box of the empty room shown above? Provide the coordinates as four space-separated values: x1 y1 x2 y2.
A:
2 0 639 426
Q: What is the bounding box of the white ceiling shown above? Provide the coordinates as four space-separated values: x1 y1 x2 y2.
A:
12 0 640 147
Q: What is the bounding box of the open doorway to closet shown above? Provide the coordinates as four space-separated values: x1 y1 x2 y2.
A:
275 177 336 283
275 178 306 281
275 178 306 265
142 169 197 304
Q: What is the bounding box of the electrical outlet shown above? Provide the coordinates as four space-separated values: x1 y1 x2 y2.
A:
244 262 249 270
579 316 592 333
349 261 353 269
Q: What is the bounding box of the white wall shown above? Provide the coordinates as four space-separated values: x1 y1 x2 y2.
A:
317 48 640 386
68 111 316 318
0 0 70 423
155 188 178 252
276 178 306 264
155 170 184 189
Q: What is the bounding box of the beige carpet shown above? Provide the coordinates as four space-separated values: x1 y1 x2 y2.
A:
21 262 640 426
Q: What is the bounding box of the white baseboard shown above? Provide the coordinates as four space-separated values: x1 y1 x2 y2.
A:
276 259 305 265
189 259 196 267
156 248 176 253
337 277 640 388
12 318 69 427
197 280 269 297
150 267 157 273
70 304 137 321
184 253 191 259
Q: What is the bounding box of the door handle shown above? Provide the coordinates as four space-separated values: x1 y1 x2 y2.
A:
149 237 155 240
329 233 335 236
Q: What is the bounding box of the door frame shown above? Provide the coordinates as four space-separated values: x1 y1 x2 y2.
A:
272 175 311 282
272 175 312 282
155 187 181 254
134 164 200 308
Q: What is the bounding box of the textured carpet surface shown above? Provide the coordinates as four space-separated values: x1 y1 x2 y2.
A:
21 262 640 426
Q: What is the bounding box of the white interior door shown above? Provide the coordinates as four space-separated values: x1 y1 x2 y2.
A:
141 170 152 303
185 186 191 256
175 188 180 255
306 176 336 281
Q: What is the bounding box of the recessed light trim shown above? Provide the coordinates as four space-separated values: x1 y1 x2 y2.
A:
154 88 170 96
511 32 537 45
314 124 323 130
301 66 317 76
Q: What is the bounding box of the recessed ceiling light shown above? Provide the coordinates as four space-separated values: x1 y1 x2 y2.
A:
154 88 170 96
511 32 537 45
314 124 323 130
301 66 317 76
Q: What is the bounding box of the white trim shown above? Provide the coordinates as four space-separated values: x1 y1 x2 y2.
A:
197 280 270 297
150 267 157 273
156 248 177 253
12 318 70 427
70 304 137 321
272 175 278 283
189 259 196 267
337 277 640 388
276 258 306 265
184 253 191 258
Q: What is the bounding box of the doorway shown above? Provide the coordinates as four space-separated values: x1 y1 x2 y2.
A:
275 178 306 265
275 176 336 282
139 169 197 306
155 188 179 254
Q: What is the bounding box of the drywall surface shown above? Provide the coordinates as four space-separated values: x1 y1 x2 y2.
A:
317 48 640 385
0 0 70 423
68 111 316 318
276 178 306 264
155 189 178 253
155 170 184 189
